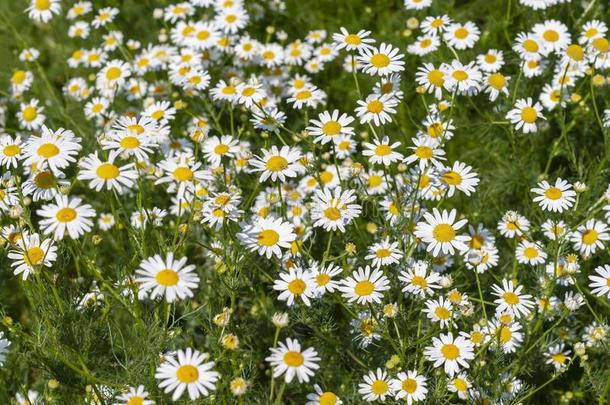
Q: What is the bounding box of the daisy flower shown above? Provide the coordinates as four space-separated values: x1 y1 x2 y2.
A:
155 348 219 401
513 32 544 61
266 338 320 383
23 126 82 175
516 240 547 265
485 320 523 353
588 265 610 298
424 296 455 328
37 195 96 240
306 384 342 405
497 211 530 238
443 60 482 95
8 232 57 280
399 260 441 298
424 332 474 376
544 344 571 370
357 43 404 76
0 135 22 169
531 178 576 212
249 145 302 182
448 373 471 399
26 0 61 23
237 217 296 259
156 156 212 199
113 385 154 405
355 93 398 126
391 370 428 403
0 332 9 366
416 63 445 99
338 266 390 305
78 151 137 193
506 98 545 134
533 19 571 55
358 368 393 402
18 99 46 130
202 135 239 166
365 237 403 268
491 279 534 318
311 187 362 232
332 27 375 51
362 136 403 166
438 161 479 197
306 110 355 145
415 208 469 256
477 49 504 72
443 21 480 50
421 15 452 35
311 263 342 296
407 34 440 56
135 252 200 303
273 267 316 306
570 219 609 256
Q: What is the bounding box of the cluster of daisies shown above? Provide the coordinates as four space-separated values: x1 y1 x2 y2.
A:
1 0 609 403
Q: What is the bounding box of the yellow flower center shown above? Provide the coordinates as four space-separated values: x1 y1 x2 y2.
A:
370 53 390 68
592 37 609 53
35 0 50 10
499 326 512 343
266 155 288 172
295 90 312 100
96 163 120 180
484 54 497 64
258 229 279 246
271 349 300 370
3 145 20 157
543 29 559 42
582 229 598 245
173 167 193 181
155 269 179 286
354 280 375 296
287 278 306 295
415 146 433 159
566 44 584 61
22 106 38 122
319 391 338 405
37 143 59 158
126 396 144 405
367 100 384 114
12 70 26 84
503 292 520 305
241 87 255 97
552 353 566 364
345 34 361 45
402 378 418 393
441 343 460 360
375 248 391 258
411 275 427 288
375 144 391 156
544 187 562 200
176 365 199 383
24 246 45 266
488 73 506 90
371 380 389 395
322 121 341 136
435 307 451 320
214 144 230 155
433 224 455 242
428 69 444 87
520 107 538 123
522 39 539 52
452 70 468 81
453 378 468 391
106 67 122 81
324 207 341 221
454 27 469 39
56 207 77 223
316 274 330 286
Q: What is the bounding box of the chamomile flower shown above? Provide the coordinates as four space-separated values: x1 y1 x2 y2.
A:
588 265 610 298
355 93 398 126
399 260 441 298
8 233 57 280
155 348 219 401
332 27 375 51
266 338 320 383
249 145 302 182
306 385 343 405
424 296 455 328
443 60 482 95
18 99 46 130
339 266 390 305
357 43 404 76
311 187 362 232
23 126 81 175
532 20 571 55
485 320 523 353
506 98 545 133
202 135 239 166
443 21 480 50
365 238 403 268
237 217 296 259
404 136 445 169
416 63 446 99
531 178 576 212
26 0 61 23
37 195 96 240
516 240 547 265
273 267 316 306
78 151 137 193
492 279 534 318
306 110 355 145
391 370 428 403
544 344 571 370
362 136 403 166
358 368 393 402
0 135 22 169
570 219 609 256
424 332 474 376
135 252 200 303
438 161 479 197
415 208 469 256
113 385 154 405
